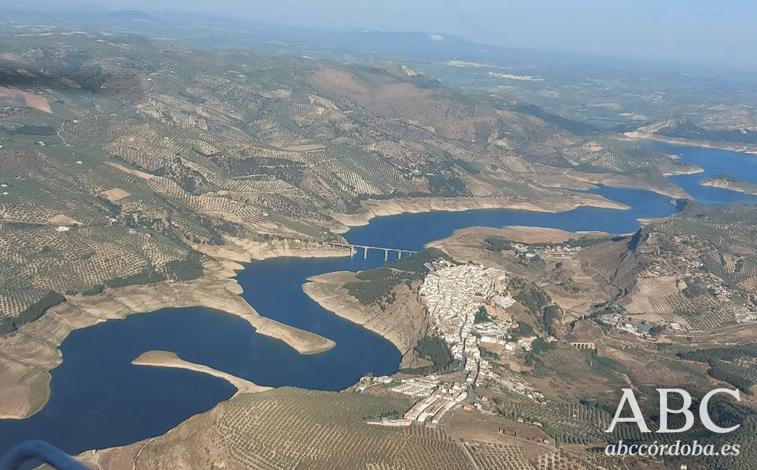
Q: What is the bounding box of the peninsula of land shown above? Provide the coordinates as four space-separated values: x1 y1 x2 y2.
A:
303 272 429 367
303 225 614 366
700 176 757 195
132 351 270 394
0 246 339 420
0 197 632 420
624 130 757 156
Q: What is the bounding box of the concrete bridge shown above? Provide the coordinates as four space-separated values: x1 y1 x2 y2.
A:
323 241 417 261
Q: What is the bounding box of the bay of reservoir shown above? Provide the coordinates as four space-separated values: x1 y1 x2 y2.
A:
0 144 755 456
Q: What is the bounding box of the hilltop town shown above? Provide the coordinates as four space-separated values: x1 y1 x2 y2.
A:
301 206 757 470
1 16 757 470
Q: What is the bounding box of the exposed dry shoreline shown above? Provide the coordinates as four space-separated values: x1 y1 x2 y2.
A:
0 194 630 420
331 195 628 229
554 168 695 199
0 242 343 420
661 167 705 177
428 225 610 246
700 177 757 196
132 351 270 394
623 131 757 156
196 236 353 262
574 177 689 200
302 272 428 367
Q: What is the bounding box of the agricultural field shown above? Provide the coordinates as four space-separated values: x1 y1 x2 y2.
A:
342 210 757 469
83 385 670 470
0 29 693 333
678 345 757 394
587 203 757 331
1 23 756 470
80 387 476 469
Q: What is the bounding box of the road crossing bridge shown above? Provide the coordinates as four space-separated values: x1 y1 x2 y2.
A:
323 241 417 261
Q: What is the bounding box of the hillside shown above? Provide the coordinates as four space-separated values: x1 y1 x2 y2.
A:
80 387 656 470
627 117 757 153
582 203 757 331
78 387 472 470
0 30 692 334
313 207 757 469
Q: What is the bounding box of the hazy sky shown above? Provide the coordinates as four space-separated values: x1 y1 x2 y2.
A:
19 0 757 71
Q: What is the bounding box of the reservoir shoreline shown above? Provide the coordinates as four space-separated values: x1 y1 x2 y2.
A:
331 194 629 229
623 131 757 156
0 194 632 420
1 144 756 456
302 272 428 365
132 351 271 394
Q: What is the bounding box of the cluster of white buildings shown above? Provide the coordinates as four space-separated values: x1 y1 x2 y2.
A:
366 262 524 426
475 318 514 346
404 384 468 424
363 261 559 426
419 262 512 384
355 375 392 392
493 293 516 310
369 376 468 426
598 312 658 337
390 376 439 397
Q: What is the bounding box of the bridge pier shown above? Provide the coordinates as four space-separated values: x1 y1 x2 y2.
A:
320 241 417 261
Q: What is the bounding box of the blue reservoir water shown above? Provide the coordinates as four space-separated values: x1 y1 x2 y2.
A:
665 144 757 206
0 145 755 456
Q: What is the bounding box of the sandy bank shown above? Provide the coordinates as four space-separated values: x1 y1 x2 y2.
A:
132 351 270 394
302 272 428 366
661 167 705 177
330 195 628 229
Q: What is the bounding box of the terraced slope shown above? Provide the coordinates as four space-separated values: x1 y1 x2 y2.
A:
580 203 757 330
79 388 475 470
0 30 691 340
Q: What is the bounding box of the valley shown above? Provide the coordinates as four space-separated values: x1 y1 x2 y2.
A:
0 16 756 470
